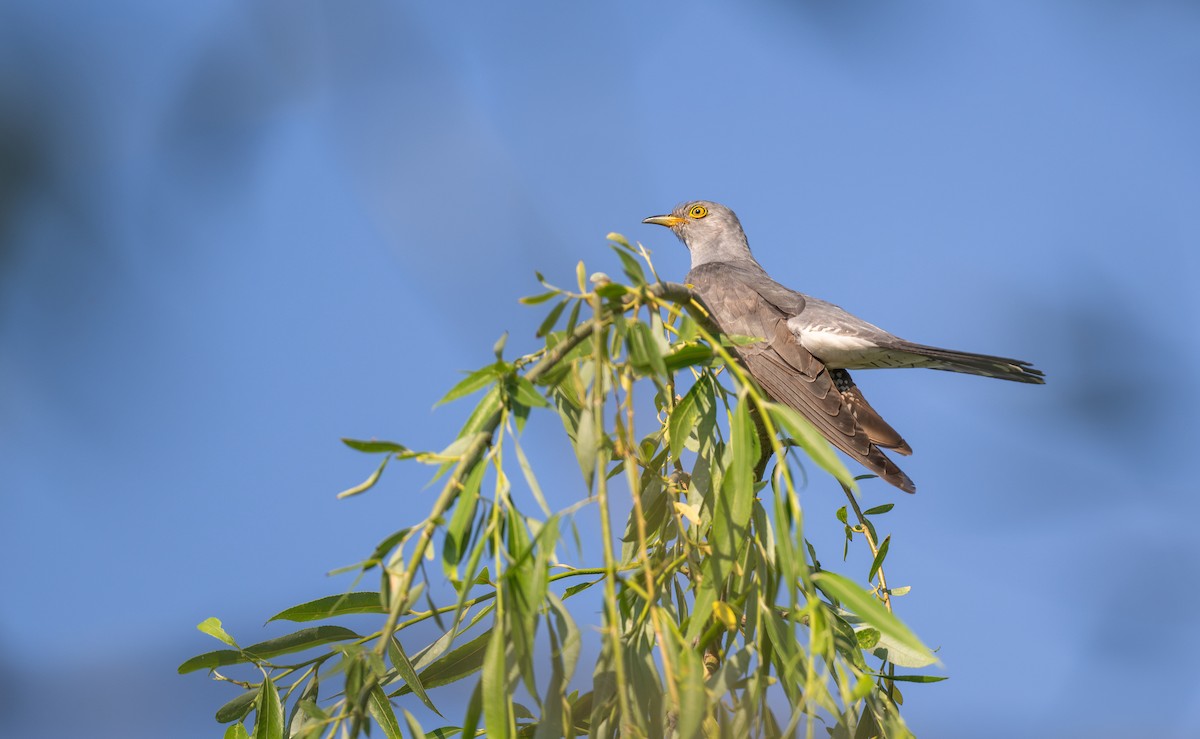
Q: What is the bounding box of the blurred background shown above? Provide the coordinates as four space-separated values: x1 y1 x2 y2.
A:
2 1 1197 737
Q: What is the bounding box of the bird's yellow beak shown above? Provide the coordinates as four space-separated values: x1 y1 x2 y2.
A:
642 214 686 228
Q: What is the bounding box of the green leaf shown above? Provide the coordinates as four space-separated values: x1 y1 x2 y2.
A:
436 364 502 407
337 455 390 499
508 375 550 409
571 405 598 491
197 617 238 647
856 628 881 651
562 577 602 599
394 630 491 695
710 393 758 590
626 321 667 377
388 636 441 717
341 438 409 455
872 673 949 683
215 690 257 724
662 343 713 372
443 458 486 580
864 503 895 516
246 626 361 658
668 385 699 460
867 535 891 583
178 649 244 674
402 709 429 739
286 678 320 738
519 290 559 305
813 572 937 667
536 299 569 338
482 622 514 736
767 402 858 491
268 593 386 622
612 246 647 285
252 675 283 739
224 724 251 739
535 596 580 739
369 685 404 739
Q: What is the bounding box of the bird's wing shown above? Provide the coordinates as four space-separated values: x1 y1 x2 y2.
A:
686 264 915 492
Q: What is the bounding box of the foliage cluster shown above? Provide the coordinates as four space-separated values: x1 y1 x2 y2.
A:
181 235 942 738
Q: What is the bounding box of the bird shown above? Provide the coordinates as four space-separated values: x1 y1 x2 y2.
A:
643 200 1043 493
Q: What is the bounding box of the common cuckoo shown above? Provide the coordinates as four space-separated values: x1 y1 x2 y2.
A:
644 200 1043 493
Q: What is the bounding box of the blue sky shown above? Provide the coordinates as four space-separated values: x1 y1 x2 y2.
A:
2 2 1198 736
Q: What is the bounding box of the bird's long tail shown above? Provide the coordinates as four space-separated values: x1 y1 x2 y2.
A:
890 341 1045 384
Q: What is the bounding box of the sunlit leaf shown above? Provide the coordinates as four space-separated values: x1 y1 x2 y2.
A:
864 503 894 516
814 572 937 667
224 724 250 739
712 601 739 632
197 617 238 647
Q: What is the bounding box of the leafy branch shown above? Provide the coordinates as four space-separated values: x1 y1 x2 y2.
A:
181 234 943 739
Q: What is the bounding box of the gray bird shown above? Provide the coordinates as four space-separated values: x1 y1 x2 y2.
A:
643 200 1043 493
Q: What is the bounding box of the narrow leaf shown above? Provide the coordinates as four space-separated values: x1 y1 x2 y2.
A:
536 299 569 338
215 691 257 724
242 626 360 660
253 675 284 739
864 503 895 516
178 649 243 674
341 438 409 455
388 636 441 716
667 382 700 460
402 709 429 739
436 365 501 407
337 455 390 499
269 593 386 622
481 623 513 736
867 535 891 583
393 630 491 695
519 290 559 305
814 571 937 667
368 685 404 739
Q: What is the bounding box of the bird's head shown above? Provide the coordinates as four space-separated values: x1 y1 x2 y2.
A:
642 200 754 267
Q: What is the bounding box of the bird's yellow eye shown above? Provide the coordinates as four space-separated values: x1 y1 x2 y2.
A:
688 205 708 219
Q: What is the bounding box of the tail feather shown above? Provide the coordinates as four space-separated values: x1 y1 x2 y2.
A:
890 342 1045 384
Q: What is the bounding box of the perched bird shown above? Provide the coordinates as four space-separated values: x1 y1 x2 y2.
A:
643 200 1043 493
